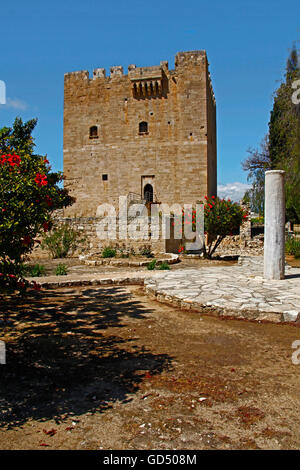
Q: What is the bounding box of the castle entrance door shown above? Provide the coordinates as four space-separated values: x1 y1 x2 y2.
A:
144 184 153 202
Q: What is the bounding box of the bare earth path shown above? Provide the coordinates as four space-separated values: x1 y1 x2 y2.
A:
1 285 300 450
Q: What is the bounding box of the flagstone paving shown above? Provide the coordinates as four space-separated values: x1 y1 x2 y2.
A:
145 256 300 322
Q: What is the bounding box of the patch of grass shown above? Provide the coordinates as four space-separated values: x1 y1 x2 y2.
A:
26 264 45 277
55 263 68 276
158 261 170 270
147 259 157 270
102 247 116 258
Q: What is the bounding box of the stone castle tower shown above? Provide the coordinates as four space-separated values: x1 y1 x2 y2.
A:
63 50 217 217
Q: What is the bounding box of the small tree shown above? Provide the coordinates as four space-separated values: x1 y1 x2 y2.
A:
0 118 74 294
201 196 248 258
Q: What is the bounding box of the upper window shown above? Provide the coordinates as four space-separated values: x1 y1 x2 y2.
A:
139 121 148 134
89 126 98 139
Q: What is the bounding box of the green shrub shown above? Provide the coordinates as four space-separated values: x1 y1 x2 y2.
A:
285 237 300 257
147 259 157 270
139 246 154 258
41 223 85 258
26 264 45 277
55 263 68 276
102 247 116 258
158 261 170 270
251 216 264 225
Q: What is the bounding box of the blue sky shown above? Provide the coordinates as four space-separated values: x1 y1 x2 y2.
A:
0 0 299 200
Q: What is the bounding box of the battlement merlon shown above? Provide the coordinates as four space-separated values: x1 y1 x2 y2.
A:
64 70 89 82
175 50 207 67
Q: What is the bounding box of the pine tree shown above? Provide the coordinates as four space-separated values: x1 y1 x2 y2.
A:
243 43 300 223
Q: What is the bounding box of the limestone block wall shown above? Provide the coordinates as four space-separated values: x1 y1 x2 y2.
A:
31 215 183 258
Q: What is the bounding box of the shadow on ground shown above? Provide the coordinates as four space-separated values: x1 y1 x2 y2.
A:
0 287 172 428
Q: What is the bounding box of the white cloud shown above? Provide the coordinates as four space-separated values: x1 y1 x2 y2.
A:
5 97 28 110
217 182 251 202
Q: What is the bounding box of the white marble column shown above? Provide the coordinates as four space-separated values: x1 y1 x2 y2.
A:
264 170 285 280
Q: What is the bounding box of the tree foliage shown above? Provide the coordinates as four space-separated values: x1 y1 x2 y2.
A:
242 44 300 222
0 117 74 294
242 136 271 215
269 44 300 223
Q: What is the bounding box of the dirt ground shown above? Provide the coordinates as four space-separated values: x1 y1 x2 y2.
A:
1 284 300 450
26 255 238 277
26 254 300 277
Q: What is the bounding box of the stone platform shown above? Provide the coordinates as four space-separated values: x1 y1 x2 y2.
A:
145 256 300 322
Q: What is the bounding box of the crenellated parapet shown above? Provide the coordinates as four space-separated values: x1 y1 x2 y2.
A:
64 52 215 101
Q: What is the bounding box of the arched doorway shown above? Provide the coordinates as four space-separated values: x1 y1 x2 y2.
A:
144 184 153 203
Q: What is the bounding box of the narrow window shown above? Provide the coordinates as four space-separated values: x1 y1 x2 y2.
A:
89 126 98 139
102 174 108 181
139 121 148 134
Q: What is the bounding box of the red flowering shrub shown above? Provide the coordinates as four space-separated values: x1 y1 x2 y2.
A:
201 196 248 258
0 118 74 294
177 196 248 259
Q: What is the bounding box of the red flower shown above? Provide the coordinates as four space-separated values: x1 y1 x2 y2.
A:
45 195 53 207
43 222 50 232
35 173 48 187
22 235 32 246
0 155 7 165
44 158 49 164
8 154 21 167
